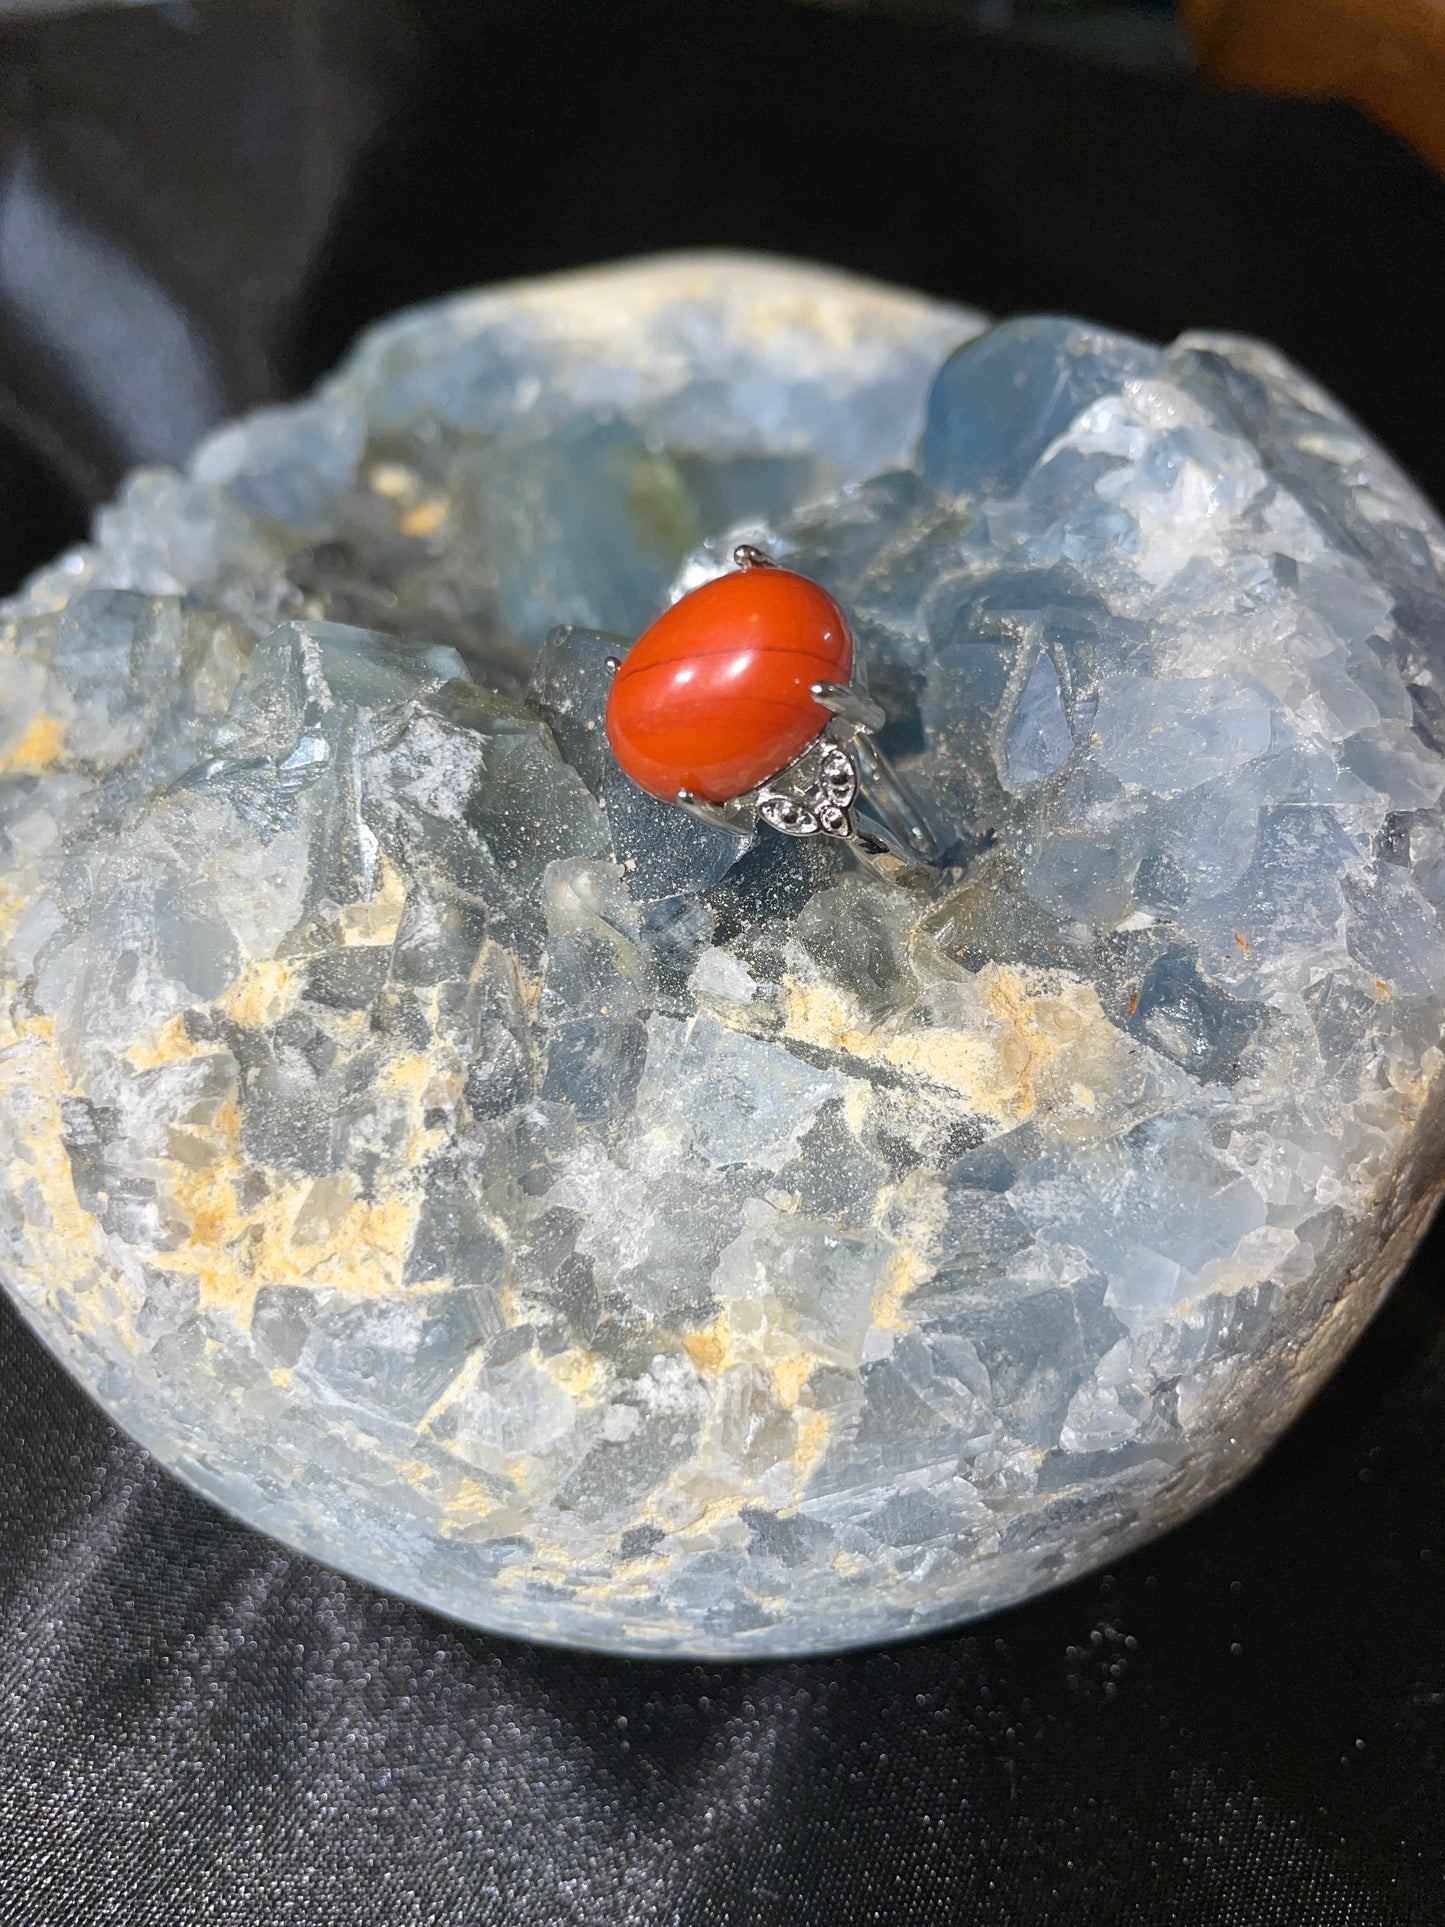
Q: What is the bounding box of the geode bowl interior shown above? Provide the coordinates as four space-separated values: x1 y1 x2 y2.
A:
2 254 1443 1658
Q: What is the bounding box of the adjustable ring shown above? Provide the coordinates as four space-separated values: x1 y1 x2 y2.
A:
604 545 938 880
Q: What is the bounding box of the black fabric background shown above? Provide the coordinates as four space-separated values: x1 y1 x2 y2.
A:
0 5 1442 1920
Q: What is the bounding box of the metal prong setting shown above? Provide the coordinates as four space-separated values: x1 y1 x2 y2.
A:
746 701 939 873
671 713 938 875
732 543 775 572
676 788 748 836
605 655 622 675
811 680 886 734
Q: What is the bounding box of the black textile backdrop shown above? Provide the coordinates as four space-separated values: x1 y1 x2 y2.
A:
0 5 1443 1920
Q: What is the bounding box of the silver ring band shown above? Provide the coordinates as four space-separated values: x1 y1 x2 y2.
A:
602 544 942 884
673 676 939 881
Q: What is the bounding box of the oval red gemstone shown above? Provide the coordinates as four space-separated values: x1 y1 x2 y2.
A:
605 568 853 805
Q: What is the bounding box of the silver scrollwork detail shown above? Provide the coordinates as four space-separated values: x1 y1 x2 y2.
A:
756 741 860 841
669 639 938 876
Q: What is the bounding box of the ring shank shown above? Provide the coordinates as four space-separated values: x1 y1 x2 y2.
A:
852 737 938 866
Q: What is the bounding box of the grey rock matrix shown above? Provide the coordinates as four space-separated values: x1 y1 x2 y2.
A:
1 255 1441 1656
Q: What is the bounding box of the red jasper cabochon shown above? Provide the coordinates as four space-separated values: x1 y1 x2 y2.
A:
605 568 853 805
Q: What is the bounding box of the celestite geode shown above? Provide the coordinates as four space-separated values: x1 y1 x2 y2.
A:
2 255 1443 1657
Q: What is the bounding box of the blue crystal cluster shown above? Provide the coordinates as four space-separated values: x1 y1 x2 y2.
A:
1 256 1441 1656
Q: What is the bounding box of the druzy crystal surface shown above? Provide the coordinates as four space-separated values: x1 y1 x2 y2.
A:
3 255 1443 1657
